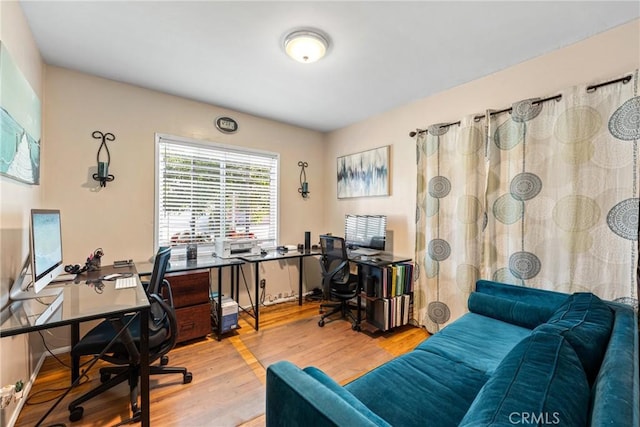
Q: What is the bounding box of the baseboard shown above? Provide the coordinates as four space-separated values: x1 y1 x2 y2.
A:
5 345 71 427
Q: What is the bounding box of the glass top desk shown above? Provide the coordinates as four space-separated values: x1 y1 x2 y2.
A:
136 255 243 340
239 248 322 331
0 264 151 427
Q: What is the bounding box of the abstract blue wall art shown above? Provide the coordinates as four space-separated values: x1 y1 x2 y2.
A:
337 145 389 198
0 42 41 185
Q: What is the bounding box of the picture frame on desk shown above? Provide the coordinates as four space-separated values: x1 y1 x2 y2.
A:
336 145 389 198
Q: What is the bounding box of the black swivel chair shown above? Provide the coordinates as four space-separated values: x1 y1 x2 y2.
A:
68 247 192 422
317 235 361 331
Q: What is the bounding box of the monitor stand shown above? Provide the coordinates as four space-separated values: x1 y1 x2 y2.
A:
9 256 63 301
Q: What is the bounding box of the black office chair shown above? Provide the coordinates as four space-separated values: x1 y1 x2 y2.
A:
317 235 361 331
68 247 192 422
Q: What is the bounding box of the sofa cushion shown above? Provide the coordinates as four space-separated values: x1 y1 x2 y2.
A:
415 312 531 375
536 292 613 383
459 331 590 427
302 367 388 426
475 280 568 311
468 292 555 329
345 350 489 427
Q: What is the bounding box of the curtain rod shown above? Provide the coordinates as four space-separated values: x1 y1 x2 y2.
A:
409 73 633 138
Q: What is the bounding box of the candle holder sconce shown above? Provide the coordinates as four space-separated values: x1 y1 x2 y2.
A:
91 131 115 187
298 161 309 198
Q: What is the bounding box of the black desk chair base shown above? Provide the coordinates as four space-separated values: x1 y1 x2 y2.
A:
68 360 193 422
318 297 360 331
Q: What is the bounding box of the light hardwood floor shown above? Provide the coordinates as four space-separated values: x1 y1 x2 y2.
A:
15 300 429 427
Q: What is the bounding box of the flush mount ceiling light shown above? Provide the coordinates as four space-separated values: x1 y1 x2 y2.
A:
284 29 329 64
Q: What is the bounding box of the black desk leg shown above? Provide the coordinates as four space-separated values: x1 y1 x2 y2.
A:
140 306 150 427
298 257 303 305
254 264 260 331
71 323 80 383
231 265 236 300
216 268 222 341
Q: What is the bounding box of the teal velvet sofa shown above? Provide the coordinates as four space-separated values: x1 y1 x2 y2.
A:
266 280 639 426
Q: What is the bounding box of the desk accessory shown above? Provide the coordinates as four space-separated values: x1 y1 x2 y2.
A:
114 259 133 268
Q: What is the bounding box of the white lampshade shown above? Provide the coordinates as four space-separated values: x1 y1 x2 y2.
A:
284 30 329 64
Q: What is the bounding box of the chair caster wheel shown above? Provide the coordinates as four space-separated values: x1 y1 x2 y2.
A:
160 355 169 366
352 324 361 331
69 406 84 422
184 372 193 384
100 372 111 383
318 319 325 327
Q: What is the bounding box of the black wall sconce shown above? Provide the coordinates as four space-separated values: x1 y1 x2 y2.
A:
298 161 309 198
91 130 115 187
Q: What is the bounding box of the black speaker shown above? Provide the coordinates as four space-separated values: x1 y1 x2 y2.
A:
304 231 311 250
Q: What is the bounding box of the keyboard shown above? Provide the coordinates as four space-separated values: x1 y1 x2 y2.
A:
115 276 138 289
351 247 380 256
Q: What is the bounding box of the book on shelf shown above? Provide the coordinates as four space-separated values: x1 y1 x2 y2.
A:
361 262 415 331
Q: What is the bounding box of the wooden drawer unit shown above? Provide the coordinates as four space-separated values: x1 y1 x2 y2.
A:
174 303 212 342
165 270 211 343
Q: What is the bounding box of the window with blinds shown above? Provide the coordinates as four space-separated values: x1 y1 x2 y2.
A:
155 134 279 251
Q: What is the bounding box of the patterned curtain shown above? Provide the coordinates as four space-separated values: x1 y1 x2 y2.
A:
414 116 487 332
415 71 639 333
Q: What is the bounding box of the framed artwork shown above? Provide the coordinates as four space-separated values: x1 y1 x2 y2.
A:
0 42 41 185
337 145 389 198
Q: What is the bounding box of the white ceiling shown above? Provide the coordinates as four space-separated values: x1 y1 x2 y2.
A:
19 1 639 133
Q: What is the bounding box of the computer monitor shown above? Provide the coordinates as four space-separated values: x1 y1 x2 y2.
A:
29 209 65 294
344 214 387 251
10 209 65 301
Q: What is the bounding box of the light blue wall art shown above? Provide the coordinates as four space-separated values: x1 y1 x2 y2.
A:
337 145 389 198
0 41 41 185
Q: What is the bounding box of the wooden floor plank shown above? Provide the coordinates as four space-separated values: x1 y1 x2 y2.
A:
15 300 429 427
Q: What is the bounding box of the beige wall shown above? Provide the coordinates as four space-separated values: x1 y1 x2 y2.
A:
43 67 326 305
324 19 640 260
0 1 45 424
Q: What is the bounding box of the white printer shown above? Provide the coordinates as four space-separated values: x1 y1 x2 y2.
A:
214 237 261 258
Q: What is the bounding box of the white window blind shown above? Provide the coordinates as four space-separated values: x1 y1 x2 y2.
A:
155 134 278 250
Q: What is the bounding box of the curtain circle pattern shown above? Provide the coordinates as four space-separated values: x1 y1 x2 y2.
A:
607 198 639 240
428 238 451 261
509 251 542 280
428 123 451 136
510 172 543 201
511 98 543 122
608 96 640 140
428 301 451 324
493 194 524 224
428 176 451 198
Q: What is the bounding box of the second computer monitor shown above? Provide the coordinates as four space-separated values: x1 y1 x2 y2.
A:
344 214 387 251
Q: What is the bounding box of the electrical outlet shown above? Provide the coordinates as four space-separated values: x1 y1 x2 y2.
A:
1 384 15 409
260 279 266 289
278 292 282 299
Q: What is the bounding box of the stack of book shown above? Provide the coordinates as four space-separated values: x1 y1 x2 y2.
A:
364 263 414 331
